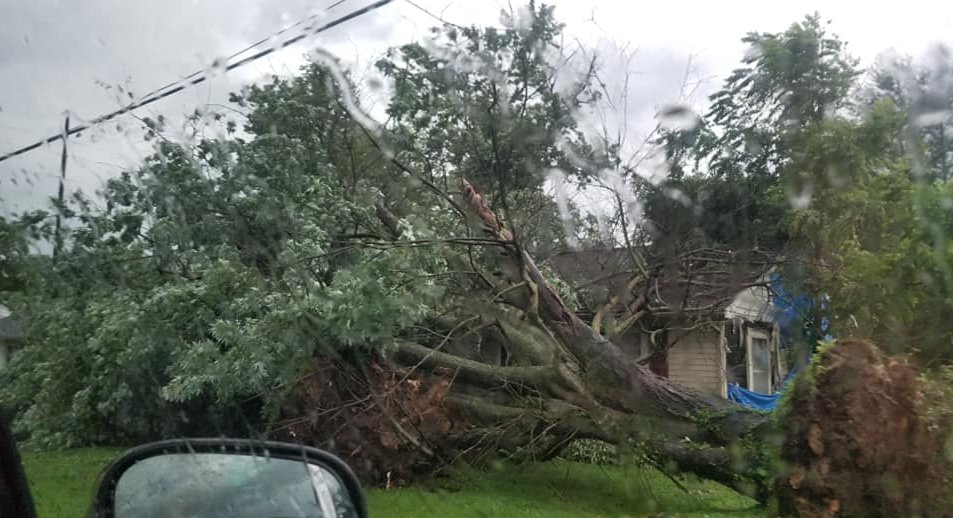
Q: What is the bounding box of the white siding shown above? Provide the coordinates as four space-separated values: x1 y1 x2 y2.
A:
668 327 726 396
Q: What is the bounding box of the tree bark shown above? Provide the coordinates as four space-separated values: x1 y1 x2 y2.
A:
428 180 773 494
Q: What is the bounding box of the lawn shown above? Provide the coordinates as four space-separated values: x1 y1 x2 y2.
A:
365 462 765 518
23 449 768 518
22 448 123 518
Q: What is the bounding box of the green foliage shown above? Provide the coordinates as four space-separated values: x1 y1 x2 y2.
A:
772 338 840 434
641 173 791 251
536 261 581 309
0 66 448 446
0 4 605 447
376 3 595 254
701 13 859 185
559 438 618 465
921 365 953 432
709 14 859 129
648 14 860 252
0 214 48 293
791 104 953 360
766 51 953 364
920 366 953 509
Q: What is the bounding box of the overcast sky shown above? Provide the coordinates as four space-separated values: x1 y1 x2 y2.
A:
2 0 952 215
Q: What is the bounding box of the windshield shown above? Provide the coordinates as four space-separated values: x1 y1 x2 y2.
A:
4 2 953 518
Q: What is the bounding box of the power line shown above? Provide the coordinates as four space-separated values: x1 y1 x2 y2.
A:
133 0 354 105
403 0 465 29
0 0 394 165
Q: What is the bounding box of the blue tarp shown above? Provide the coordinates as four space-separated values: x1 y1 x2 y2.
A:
727 366 798 410
726 383 781 410
769 271 834 348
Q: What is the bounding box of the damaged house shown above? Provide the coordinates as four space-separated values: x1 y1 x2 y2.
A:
548 247 789 399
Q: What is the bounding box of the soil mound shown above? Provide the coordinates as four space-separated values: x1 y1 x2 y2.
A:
777 339 950 518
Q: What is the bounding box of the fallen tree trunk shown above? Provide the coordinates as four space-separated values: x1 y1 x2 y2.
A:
454 180 773 487
275 179 775 495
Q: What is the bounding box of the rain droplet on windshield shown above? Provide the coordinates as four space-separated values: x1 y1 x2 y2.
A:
546 169 580 249
788 185 813 209
268 34 283 51
910 102 953 128
208 57 227 77
366 76 384 91
657 103 700 132
743 43 763 61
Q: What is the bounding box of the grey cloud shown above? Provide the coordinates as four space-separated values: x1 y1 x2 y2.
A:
0 0 414 214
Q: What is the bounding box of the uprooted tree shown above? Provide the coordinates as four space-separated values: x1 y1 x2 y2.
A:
3 5 953 517
296 177 779 493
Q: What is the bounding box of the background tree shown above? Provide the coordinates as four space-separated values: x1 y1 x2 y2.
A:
861 47 953 181
377 3 600 257
647 14 859 253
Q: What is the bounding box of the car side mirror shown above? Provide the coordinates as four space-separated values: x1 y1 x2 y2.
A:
88 438 367 518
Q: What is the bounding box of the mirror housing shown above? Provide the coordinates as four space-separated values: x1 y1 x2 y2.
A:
88 438 367 518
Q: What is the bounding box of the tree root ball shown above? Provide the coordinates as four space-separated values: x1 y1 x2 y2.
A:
272 360 464 486
776 339 952 518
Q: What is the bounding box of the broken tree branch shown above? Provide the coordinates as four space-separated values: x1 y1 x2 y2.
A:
395 341 561 389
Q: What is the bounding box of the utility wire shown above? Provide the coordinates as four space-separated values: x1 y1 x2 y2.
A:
0 0 394 165
133 0 354 105
403 0 465 29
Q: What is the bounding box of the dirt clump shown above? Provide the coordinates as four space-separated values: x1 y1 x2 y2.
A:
777 339 951 518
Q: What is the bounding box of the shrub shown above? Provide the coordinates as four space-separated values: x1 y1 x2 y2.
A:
560 439 618 465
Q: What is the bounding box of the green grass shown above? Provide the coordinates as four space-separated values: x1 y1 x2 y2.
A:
23 449 768 518
22 448 123 518
367 461 765 518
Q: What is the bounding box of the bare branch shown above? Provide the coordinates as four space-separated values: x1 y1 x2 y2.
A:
394 341 560 389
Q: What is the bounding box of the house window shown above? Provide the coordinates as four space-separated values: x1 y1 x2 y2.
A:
747 331 771 394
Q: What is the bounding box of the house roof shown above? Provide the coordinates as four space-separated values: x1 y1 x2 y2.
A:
548 247 775 324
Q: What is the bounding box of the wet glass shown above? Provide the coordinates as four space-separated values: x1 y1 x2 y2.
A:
114 453 358 518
